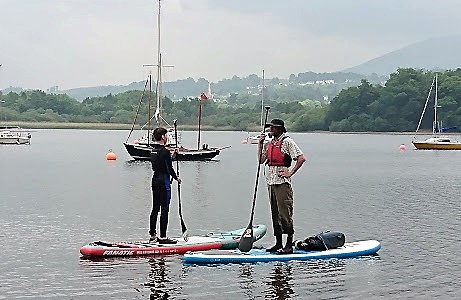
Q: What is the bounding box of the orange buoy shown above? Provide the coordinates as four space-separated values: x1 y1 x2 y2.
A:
241 139 248 144
134 139 139 144
106 151 117 160
399 144 406 151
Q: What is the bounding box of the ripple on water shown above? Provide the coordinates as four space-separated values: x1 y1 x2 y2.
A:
2 131 461 299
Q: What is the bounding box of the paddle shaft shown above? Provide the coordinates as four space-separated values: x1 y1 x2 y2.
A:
238 106 270 252
173 120 187 236
248 106 271 225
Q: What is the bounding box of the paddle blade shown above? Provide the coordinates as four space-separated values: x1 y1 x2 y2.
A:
181 219 188 241
177 181 188 241
238 226 254 252
182 231 189 242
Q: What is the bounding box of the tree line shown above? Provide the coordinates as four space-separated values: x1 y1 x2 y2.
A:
1 68 461 132
40 70 384 101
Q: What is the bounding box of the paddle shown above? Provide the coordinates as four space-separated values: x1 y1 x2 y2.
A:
238 105 271 252
173 120 188 241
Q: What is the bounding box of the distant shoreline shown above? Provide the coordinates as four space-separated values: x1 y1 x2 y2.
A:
1 121 458 135
0 121 236 131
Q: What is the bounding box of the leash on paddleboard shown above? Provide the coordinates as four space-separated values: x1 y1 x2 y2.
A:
238 105 271 252
173 120 188 241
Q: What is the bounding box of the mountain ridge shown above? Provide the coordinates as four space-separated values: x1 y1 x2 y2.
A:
3 35 461 100
342 35 461 75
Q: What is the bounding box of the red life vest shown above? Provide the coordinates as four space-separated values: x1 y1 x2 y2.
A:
267 137 291 167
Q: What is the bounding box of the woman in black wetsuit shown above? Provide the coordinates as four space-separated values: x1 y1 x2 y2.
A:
149 127 181 244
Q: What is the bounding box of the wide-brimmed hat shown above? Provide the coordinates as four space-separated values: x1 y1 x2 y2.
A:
265 118 286 133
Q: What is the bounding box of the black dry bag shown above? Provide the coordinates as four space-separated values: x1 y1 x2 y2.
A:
294 231 345 251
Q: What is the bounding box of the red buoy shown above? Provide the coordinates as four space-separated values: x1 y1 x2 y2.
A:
106 151 117 160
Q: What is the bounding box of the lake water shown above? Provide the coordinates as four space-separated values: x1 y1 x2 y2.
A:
1 130 460 299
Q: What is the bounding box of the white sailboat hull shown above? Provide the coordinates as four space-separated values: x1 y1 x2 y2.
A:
412 137 461 150
0 129 31 145
247 135 260 144
0 137 30 144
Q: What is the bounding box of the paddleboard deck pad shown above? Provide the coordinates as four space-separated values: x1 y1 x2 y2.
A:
80 224 267 257
183 240 381 264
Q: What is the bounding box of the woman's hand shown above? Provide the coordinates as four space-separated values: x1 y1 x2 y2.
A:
258 133 266 144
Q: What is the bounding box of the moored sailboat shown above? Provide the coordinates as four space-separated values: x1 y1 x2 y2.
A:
123 0 228 161
412 74 461 150
0 125 31 145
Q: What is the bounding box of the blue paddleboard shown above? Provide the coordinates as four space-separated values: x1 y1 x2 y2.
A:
183 240 381 264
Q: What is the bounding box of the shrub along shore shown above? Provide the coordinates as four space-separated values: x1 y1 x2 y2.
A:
1 121 239 131
2 121 441 136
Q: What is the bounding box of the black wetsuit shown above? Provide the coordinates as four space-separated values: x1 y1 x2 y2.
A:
149 144 178 238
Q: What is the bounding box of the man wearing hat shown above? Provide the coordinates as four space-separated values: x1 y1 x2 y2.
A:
258 118 306 254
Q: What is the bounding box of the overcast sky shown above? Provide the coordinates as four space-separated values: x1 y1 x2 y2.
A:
1 0 461 90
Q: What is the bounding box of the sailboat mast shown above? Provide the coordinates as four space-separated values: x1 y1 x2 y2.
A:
434 74 438 134
261 70 265 128
154 0 162 126
155 54 163 125
197 97 202 150
148 73 152 144
157 0 161 65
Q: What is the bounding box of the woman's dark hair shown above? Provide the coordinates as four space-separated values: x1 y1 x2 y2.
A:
153 127 167 141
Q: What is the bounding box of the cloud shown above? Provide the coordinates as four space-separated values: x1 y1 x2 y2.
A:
1 0 461 90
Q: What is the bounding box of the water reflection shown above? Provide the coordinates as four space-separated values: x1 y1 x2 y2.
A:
265 263 295 300
124 159 151 167
192 161 205 201
238 265 257 299
258 259 350 300
294 259 347 298
145 257 172 300
187 161 217 207
234 258 351 300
